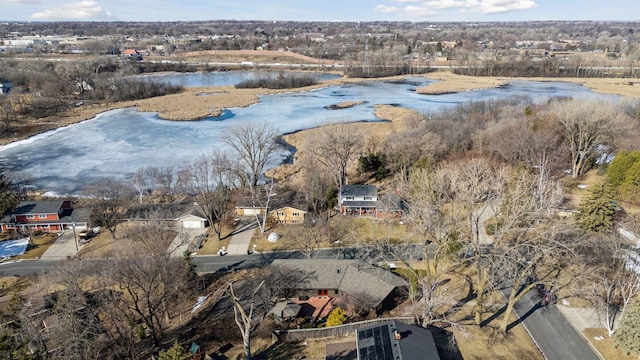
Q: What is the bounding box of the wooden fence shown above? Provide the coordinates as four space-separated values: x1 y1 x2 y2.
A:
275 317 415 342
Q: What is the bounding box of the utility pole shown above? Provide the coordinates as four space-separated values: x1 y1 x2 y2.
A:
71 219 78 253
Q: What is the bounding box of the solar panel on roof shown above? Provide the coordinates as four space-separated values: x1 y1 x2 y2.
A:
357 324 398 360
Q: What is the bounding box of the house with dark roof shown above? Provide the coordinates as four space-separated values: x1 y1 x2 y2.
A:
356 320 441 360
0 200 90 233
339 185 378 216
271 259 407 312
0 78 13 94
124 202 208 229
339 185 406 218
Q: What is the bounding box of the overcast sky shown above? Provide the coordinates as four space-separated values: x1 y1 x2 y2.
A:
1 0 638 22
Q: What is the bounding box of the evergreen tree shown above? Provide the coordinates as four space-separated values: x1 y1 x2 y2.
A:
158 341 190 360
614 298 640 356
607 151 640 188
575 181 617 233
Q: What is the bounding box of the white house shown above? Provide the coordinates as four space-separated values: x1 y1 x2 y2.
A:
339 184 378 215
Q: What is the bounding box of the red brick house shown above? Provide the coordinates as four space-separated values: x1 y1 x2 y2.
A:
0 200 89 233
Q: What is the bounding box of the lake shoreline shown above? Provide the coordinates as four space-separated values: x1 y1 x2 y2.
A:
1 70 638 149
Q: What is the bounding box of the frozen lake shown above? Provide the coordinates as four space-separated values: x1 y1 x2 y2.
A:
0 71 621 195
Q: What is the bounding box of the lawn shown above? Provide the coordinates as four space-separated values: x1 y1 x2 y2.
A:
0 276 31 296
253 217 419 253
560 169 605 209
11 233 58 260
583 328 635 360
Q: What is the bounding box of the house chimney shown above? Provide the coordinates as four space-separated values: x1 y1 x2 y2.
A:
337 267 341 274
394 330 401 340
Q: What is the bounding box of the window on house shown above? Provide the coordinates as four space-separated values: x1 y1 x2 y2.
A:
364 197 373 200
26 215 35 219
292 212 300 216
5 224 14 229
38 214 47 219
28 225 36 229
346 196 354 200
318 290 328 296
278 212 284 216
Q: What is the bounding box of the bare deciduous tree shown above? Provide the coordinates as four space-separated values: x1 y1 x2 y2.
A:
82 178 133 240
223 122 279 187
306 123 362 188
550 99 625 178
586 233 640 336
228 280 265 360
178 151 237 240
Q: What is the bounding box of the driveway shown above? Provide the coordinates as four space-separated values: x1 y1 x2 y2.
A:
40 231 80 260
226 219 257 255
168 227 208 257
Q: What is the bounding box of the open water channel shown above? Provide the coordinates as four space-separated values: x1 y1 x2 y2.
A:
0 71 622 195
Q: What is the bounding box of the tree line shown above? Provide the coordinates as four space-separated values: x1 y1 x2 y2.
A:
2 94 640 358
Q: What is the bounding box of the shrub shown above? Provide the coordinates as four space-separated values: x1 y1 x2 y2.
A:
235 73 318 89
326 307 347 327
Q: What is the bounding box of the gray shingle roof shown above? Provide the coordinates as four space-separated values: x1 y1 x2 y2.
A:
124 202 205 221
341 185 377 197
357 320 440 360
376 194 407 212
271 259 407 307
11 201 65 215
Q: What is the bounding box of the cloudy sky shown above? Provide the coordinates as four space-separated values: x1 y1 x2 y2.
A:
1 0 638 22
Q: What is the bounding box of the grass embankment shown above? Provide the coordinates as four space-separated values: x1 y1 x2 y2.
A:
3 233 58 261
583 328 634 360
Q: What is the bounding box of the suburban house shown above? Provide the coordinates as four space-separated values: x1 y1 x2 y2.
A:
122 48 143 61
235 189 308 225
176 209 208 228
234 197 267 216
0 200 90 233
339 185 378 216
376 193 407 219
356 320 441 360
0 78 13 94
124 202 208 229
339 185 406 218
269 206 307 225
271 259 408 312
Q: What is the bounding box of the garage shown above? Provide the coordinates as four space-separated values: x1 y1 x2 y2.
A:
177 214 208 229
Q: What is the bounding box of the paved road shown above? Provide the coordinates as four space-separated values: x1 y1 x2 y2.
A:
168 227 208 257
514 290 600 360
0 259 63 277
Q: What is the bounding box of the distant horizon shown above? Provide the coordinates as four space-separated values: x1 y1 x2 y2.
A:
0 0 638 23
2 19 640 24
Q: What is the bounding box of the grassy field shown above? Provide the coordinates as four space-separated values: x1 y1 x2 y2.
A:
583 328 635 360
10 233 58 260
